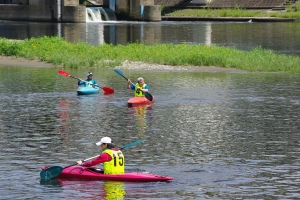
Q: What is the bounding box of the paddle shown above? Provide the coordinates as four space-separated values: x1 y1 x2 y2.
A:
58 70 114 95
113 69 153 101
40 155 98 180
40 139 146 180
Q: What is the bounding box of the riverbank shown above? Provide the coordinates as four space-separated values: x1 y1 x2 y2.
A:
0 56 245 73
1 36 300 73
0 55 58 68
161 6 300 22
161 16 298 22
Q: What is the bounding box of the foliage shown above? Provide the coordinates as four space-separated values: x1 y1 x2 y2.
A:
162 7 300 18
79 0 92 6
0 36 300 73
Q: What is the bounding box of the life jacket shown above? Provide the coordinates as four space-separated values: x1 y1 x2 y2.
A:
103 149 125 174
85 79 96 87
134 83 147 97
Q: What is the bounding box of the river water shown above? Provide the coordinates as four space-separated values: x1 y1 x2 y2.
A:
0 20 300 199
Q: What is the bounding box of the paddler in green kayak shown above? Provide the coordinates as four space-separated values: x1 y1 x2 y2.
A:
127 77 149 97
77 137 125 174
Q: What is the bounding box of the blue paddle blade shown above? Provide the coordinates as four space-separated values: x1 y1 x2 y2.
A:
40 166 63 180
120 140 146 149
144 92 153 101
114 69 125 78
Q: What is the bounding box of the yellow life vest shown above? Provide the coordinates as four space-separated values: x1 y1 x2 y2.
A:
103 149 125 174
134 83 146 97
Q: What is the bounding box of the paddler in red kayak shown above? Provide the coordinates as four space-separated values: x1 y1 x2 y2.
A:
76 137 125 174
127 77 149 97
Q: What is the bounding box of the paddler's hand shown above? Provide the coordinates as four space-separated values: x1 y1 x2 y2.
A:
77 160 84 166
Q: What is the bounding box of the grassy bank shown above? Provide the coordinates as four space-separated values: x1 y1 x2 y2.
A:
162 5 300 18
0 36 300 73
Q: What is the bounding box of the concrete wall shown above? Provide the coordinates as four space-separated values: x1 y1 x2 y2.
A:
0 0 29 4
29 0 55 6
0 0 160 22
15 0 28 4
0 0 85 22
62 6 86 22
143 5 160 21
130 0 142 20
140 0 154 5
103 0 109 6
62 0 78 6
115 0 129 19
0 5 28 20
117 0 160 21
28 5 56 21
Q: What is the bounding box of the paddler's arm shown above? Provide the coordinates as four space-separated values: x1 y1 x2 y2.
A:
127 79 136 90
93 80 100 87
77 153 112 167
78 78 85 85
137 85 149 92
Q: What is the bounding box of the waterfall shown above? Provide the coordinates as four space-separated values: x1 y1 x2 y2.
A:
86 7 117 22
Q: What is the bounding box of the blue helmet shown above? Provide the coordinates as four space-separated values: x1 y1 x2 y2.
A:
87 72 93 76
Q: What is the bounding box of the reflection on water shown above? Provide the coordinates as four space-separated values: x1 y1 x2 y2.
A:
56 98 71 144
0 21 300 56
0 67 300 199
43 180 126 199
127 104 153 138
48 179 126 200
40 179 173 199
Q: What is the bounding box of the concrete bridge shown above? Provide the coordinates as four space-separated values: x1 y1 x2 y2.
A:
0 0 161 22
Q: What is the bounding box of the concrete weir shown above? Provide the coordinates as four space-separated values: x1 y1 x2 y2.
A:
0 0 161 22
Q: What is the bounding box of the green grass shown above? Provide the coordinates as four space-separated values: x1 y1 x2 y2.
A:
161 6 300 19
0 36 300 73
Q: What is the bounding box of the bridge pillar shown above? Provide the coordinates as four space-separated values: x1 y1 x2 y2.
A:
115 0 160 21
27 0 85 22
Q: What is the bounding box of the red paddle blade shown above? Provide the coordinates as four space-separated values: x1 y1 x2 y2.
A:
102 86 114 94
58 70 70 77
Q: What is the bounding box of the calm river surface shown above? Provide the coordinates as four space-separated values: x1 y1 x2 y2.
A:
0 20 300 199
0 67 299 199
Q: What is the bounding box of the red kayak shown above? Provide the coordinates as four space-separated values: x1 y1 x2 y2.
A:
127 96 155 106
41 166 172 182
